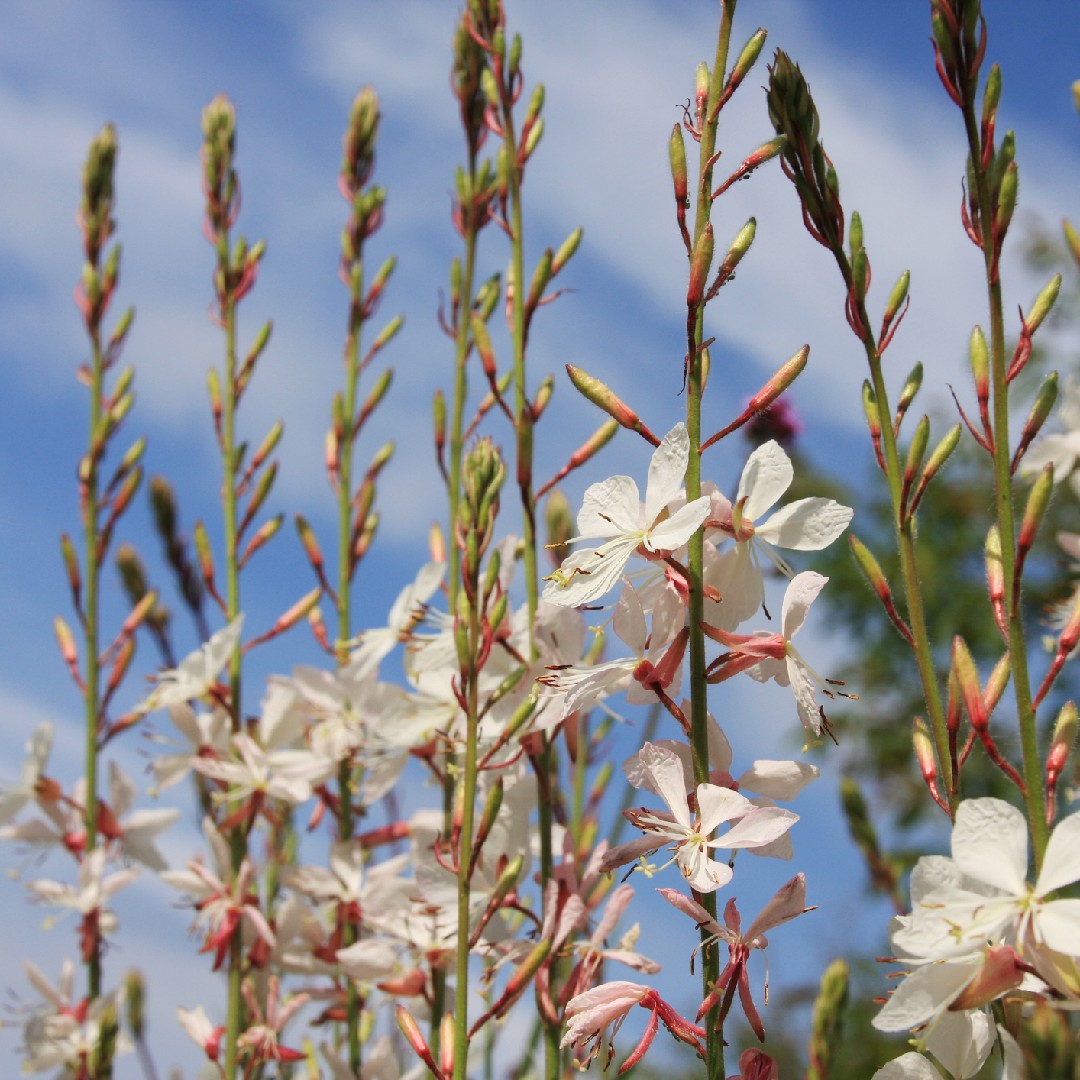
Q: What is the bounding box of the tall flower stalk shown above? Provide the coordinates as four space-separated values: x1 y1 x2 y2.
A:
200 94 275 1077
67 125 144 1004
315 86 401 1074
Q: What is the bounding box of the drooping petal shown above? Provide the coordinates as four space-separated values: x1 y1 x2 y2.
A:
951 798 1028 896
578 476 642 538
738 440 792 521
780 572 828 639
644 424 690 524
755 497 853 551
1035 809 1080 896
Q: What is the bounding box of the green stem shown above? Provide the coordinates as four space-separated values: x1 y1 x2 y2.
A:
687 6 735 1077
500 70 557 1080
222 283 246 1080
436 137 482 1061
84 319 104 1003
337 260 364 1074
957 98 1048 866
848 299 953 801
452 593 482 1080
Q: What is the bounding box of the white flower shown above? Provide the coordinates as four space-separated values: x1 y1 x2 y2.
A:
705 571 837 735
0 723 55 825
136 616 243 713
706 440 852 628
542 424 711 607
603 743 797 892
893 798 1080 963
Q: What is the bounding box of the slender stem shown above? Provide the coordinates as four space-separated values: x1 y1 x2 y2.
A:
221 289 246 1080
83 315 104 1002
337 255 364 1074
452 571 483 1080
848 297 953 800
957 96 1048 865
687 6 735 1077
436 122 482 1061
498 66 558 1080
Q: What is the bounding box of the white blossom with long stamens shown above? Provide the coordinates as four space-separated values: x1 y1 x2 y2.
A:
543 424 710 608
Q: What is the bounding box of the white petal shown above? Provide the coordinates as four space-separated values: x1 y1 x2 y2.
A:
705 544 763 629
787 655 822 733
872 959 978 1031
756 498 853 551
695 784 754 832
1034 898 1080 953
640 743 693 829
644 424 690 524
678 845 733 892
542 535 639 607
951 798 1028 895
871 1053 944 1080
737 440 792 521
738 760 819 801
1036 809 1080 896
577 475 642 537
645 496 711 552
781 572 828 639
925 1008 993 1079
715 805 797 849
612 585 648 654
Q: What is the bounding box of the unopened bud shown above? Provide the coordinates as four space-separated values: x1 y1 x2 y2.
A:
996 160 1018 235
895 362 923 425
545 489 573 561
903 416 930 500
521 116 544 161
951 636 986 730
123 970 146 1040
695 62 709 119
707 217 755 298
669 123 688 205
687 222 714 307
985 524 1006 637
1047 700 1077 785
982 64 1001 128
913 715 940 787
727 28 767 96
565 364 659 445
969 326 989 396
1064 219 1080 268
551 227 583 276
882 269 911 329
1025 274 1062 335
984 653 1011 715
848 211 864 257
911 424 962 516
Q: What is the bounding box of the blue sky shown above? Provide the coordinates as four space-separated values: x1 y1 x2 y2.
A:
1 1 1078 1075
